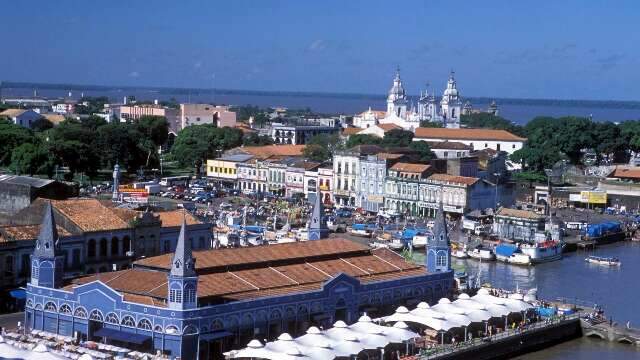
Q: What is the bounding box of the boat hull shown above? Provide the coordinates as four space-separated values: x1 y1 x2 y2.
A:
521 243 563 264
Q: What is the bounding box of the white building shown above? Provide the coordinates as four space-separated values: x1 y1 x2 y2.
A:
0 109 42 128
179 104 236 131
353 70 465 131
414 128 526 169
317 166 334 204
332 145 384 206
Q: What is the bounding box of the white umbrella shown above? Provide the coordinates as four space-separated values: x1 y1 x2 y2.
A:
232 339 280 359
0 335 27 359
78 354 95 360
386 322 419 342
324 321 361 344
265 333 298 354
330 334 366 358
296 327 348 358
24 343 66 360
299 340 338 360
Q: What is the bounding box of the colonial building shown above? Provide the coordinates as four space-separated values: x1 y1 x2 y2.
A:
492 207 546 243
317 166 334 204
333 145 384 206
206 154 253 189
427 141 473 159
357 154 403 213
384 162 434 216
413 128 526 169
271 124 340 145
26 213 453 360
285 161 320 198
421 174 494 216
352 70 465 131
179 104 237 132
237 159 269 194
0 199 211 290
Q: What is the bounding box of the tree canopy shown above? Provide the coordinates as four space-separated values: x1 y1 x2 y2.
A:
171 125 243 174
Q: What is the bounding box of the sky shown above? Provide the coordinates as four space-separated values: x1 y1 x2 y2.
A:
1 0 640 101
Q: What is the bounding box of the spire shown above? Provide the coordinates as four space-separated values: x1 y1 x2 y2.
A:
170 213 196 277
433 197 448 244
34 201 59 258
307 186 328 240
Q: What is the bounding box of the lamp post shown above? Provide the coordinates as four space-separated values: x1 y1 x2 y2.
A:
493 172 501 209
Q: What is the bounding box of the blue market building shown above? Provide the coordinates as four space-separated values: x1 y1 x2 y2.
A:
26 202 454 360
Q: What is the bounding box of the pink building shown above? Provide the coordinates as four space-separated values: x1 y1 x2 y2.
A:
179 104 237 131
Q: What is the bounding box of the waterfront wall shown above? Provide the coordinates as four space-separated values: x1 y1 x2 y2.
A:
431 318 582 360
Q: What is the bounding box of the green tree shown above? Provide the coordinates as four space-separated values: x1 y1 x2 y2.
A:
10 143 55 177
380 129 414 148
302 144 330 162
96 123 147 172
345 134 381 148
0 120 36 165
408 141 435 161
171 125 243 175
242 133 274 146
461 113 525 136
30 118 54 132
134 116 169 167
48 119 100 179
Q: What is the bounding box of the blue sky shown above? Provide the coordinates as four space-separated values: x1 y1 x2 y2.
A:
1 0 639 100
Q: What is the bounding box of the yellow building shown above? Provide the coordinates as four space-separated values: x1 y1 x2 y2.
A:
205 154 254 187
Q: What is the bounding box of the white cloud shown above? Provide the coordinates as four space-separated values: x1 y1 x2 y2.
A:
308 39 326 51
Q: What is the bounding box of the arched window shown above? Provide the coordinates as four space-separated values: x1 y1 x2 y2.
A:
212 319 224 331
184 283 196 303
111 237 119 255
165 325 179 334
122 236 131 254
137 318 152 330
99 238 108 257
121 315 135 327
154 325 163 333
26 299 34 308
89 309 104 322
74 307 88 319
169 283 182 303
183 325 198 335
44 302 57 312
105 313 119 324
59 304 72 315
87 239 96 258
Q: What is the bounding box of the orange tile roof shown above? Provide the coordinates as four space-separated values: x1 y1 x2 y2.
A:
496 207 543 220
0 224 70 242
390 162 431 173
69 242 426 304
52 199 130 232
238 145 305 159
357 110 386 118
378 123 402 132
0 109 28 117
609 166 640 179
376 153 405 160
156 211 201 227
42 114 66 124
135 238 368 272
428 173 479 186
415 128 526 141
342 127 362 136
426 141 473 150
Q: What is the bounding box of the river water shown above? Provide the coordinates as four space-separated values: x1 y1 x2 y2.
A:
453 241 640 359
3 85 640 124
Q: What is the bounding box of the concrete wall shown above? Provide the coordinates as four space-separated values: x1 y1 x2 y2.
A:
0 182 32 216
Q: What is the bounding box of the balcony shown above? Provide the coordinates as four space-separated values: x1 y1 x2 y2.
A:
319 185 330 191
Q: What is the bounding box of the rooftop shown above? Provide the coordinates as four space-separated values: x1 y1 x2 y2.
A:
0 175 54 188
0 224 70 243
427 173 479 186
608 166 640 180
496 207 544 220
341 127 362 136
415 128 526 142
378 123 402 132
0 109 29 117
426 141 473 151
234 145 306 159
390 162 431 173
67 239 425 305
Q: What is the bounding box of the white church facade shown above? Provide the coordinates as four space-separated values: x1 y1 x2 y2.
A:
353 69 464 131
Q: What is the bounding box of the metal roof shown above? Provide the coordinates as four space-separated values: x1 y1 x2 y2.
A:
0 175 54 188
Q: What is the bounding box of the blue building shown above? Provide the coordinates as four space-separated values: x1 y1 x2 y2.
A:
26 203 453 359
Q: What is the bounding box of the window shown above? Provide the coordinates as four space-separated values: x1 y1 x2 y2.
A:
436 253 447 268
121 315 136 327
496 143 501 151
99 238 108 257
138 318 153 330
111 237 119 255
184 283 197 303
32 261 39 279
170 283 182 303
59 304 72 315
512 144 516 149
105 313 119 324
44 302 57 312
72 249 81 268
74 307 88 318
88 239 96 258
90 309 104 322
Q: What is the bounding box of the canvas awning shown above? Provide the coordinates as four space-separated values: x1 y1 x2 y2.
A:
93 328 150 344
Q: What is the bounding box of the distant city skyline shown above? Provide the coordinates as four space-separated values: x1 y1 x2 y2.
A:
1 0 639 101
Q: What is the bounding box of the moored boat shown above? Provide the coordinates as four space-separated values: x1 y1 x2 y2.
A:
452 249 469 259
349 223 375 237
585 255 621 266
495 243 532 266
467 245 496 261
520 240 563 264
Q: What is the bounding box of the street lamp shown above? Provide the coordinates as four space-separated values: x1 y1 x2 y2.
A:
493 172 501 209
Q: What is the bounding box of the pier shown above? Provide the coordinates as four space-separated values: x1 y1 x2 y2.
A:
408 314 582 360
581 318 640 346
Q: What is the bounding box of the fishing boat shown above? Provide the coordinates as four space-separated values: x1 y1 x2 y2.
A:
520 240 563 263
454 271 471 291
451 244 469 259
585 255 621 266
411 231 430 249
495 243 532 266
349 223 375 237
467 245 496 261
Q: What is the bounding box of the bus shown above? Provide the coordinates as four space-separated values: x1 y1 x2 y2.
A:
159 176 190 187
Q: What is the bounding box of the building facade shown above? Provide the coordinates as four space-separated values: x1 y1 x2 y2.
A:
26 212 453 360
271 124 340 145
358 155 389 213
317 166 334 204
206 155 254 188
179 104 237 131
0 109 42 128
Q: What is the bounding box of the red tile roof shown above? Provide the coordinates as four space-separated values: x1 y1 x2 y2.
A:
238 145 305 159
609 166 640 179
428 173 479 186
68 240 426 304
342 127 362 136
390 162 431 173
378 123 402 132
415 128 526 141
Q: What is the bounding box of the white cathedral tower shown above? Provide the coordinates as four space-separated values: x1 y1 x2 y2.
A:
439 71 462 129
386 68 408 119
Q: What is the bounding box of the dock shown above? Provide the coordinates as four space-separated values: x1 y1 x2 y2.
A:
581 318 640 346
